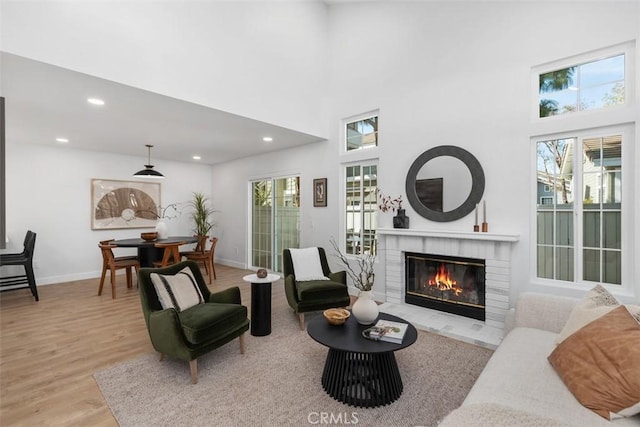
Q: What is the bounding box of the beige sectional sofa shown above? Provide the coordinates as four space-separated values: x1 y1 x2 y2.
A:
440 292 640 426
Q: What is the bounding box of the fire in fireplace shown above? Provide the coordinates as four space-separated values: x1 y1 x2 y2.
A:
405 252 486 321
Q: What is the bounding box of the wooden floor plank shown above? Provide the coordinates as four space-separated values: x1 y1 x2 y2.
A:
0 264 275 426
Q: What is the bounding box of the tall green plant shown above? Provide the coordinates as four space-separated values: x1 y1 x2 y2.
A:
190 192 215 236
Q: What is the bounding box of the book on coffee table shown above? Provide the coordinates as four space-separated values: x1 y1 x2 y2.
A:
369 319 409 344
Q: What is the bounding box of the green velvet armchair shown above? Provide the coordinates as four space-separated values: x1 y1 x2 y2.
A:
283 247 350 330
138 261 249 383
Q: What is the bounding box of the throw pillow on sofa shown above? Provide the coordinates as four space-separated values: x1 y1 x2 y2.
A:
555 284 620 344
548 305 640 421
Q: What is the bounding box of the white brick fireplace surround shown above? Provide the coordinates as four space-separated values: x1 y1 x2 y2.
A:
377 228 519 349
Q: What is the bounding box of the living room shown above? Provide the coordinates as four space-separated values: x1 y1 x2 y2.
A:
1 1 639 426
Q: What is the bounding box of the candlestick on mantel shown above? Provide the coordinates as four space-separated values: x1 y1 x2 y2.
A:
482 200 488 232
483 200 486 223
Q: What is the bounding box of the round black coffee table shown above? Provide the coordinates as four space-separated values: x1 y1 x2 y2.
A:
307 311 417 408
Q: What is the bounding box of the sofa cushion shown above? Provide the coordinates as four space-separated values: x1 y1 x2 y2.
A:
150 267 204 312
178 303 248 345
555 284 619 344
548 305 640 421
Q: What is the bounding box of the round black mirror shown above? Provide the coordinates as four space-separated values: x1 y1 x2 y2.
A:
405 145 485 222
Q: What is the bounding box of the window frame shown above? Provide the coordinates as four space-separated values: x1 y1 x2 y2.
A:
248 174 301 273
340 110 380 157
530 125 634 296
341 159 378 257
531 42 635 128
530 42 636 298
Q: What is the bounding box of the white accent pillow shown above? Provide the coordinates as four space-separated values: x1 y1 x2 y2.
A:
289 247 329 281
150 267 204 312
555 284 619 344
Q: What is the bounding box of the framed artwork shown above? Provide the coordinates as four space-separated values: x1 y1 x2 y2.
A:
91 179 161 230
313 178 327 207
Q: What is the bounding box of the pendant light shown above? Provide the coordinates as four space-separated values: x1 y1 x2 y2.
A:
133 144 164 178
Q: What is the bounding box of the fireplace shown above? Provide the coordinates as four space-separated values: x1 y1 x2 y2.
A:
405 252 486 321
378 228 519 346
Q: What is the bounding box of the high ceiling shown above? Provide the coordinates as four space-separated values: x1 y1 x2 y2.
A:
1 52 325 166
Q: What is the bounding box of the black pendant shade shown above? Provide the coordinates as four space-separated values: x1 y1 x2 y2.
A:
134 144 164 178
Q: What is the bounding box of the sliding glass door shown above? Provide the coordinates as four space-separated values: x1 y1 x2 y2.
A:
251 176 300 272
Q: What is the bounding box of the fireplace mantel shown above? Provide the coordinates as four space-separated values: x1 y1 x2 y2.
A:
377 228 519 243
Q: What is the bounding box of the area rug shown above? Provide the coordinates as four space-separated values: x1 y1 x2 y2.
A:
94 310 493 427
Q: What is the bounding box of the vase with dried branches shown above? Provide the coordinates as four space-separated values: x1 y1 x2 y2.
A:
330 238 379 325
377 189 409 229
136 203 181 239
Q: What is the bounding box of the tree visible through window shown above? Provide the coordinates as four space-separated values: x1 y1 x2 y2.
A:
539 54 624 117
536 134 622 284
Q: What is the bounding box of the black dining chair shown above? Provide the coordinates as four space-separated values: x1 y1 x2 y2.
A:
0 230 38 301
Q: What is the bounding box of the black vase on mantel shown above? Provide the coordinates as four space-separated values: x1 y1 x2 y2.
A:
393 209 410 229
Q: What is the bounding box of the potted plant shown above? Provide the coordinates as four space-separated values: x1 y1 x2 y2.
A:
189 192 215 238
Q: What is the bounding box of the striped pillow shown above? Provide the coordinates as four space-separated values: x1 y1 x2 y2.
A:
150 267 204 312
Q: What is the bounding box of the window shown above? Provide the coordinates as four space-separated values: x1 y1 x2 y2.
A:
345 163 377 255
251 176 300 272
532 42 634 292
345 115 378 152
535 132 623 285
540 196 553 205
538 54 625 118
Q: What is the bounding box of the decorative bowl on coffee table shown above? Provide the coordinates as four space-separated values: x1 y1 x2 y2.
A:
323 308 350 326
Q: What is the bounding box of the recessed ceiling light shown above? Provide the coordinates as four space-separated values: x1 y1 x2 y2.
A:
87 97 105 106
263 137 273 142
55 137 69 143
192 155 201 160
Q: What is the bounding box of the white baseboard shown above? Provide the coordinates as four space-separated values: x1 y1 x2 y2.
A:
36 270 102 286
215 258 247 270
35 258 249 286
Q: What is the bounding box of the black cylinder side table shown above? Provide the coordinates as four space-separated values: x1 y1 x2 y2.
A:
243 273 279 337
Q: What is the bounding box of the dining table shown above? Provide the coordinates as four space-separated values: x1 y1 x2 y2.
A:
109 236 198 267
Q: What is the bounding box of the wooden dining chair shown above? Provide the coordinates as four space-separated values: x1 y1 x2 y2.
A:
153 241 187 267
98 243 140 299
179 235 208 258
99 239 138 262
184 237 218 284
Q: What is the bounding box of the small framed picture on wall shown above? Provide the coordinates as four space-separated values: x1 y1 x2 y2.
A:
313 178 327 207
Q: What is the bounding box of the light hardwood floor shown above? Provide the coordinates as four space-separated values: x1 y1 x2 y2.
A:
0 264 281 426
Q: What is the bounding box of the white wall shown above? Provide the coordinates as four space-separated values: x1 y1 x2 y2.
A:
212 141 343 269
0 1 329 137
212 1 640 302
4 143 212 284
326 1 640 302
3 1 639 303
